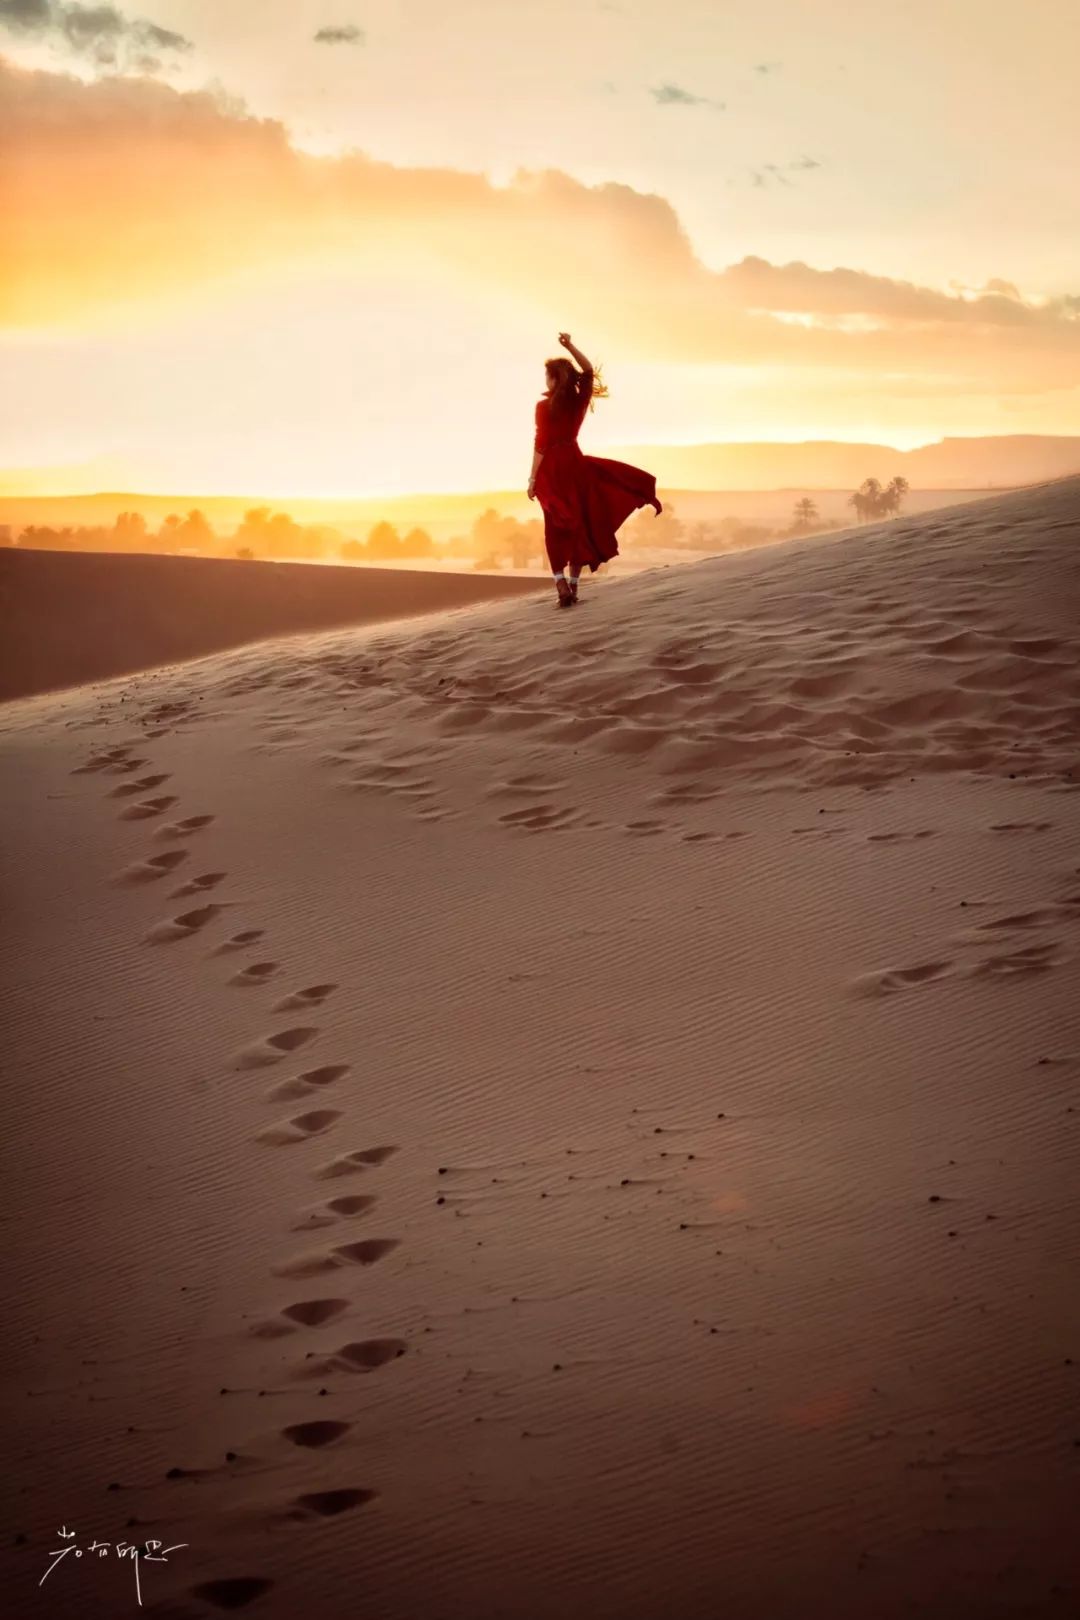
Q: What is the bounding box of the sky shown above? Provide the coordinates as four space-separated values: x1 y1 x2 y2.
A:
1 0 1079 496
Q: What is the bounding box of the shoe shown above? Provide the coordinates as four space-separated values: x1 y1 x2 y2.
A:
556 578 573 608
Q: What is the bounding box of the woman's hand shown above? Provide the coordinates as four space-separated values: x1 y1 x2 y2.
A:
527 480 536 501
558 332 572 349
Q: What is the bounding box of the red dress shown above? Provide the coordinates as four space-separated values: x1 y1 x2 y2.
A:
533 375 659 573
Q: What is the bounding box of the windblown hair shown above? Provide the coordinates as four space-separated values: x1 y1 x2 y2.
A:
545 356 610 413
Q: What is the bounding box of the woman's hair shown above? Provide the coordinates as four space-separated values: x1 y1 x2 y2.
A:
545 355 609 413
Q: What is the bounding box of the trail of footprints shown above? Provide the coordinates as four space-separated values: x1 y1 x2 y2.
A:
75 722 409 1607
486 774 749 842
853 868 1078 997
317 735 748 842
309 720 456 825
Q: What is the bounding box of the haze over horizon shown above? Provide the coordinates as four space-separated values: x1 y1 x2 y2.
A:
2 0 1079 497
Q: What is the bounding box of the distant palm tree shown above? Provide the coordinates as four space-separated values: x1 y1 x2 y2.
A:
792 497 819 532
848 474 909 522
847 477 882 521
880 475 909 515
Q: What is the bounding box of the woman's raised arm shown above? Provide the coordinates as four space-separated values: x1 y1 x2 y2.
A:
558 331 593 375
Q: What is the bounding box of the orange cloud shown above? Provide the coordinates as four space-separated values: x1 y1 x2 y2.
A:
2 55 1078 394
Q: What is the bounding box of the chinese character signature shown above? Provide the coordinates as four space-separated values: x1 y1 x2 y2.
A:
40 1524 188 1607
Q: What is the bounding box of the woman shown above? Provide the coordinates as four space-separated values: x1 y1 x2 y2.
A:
528 333 662 607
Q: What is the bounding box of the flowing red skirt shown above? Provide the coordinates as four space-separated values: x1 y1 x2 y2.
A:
535 441 658 574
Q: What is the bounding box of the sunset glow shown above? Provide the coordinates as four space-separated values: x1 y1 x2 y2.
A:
2 0 1078 496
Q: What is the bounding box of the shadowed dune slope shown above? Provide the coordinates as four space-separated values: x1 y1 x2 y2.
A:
0 547 544 701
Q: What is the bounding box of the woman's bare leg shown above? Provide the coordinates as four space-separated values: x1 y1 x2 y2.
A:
545 523 574 606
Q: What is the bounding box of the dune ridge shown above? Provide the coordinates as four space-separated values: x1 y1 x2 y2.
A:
213 477 1080 790
2 478 1079 1619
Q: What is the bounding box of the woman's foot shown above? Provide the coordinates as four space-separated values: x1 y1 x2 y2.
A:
555 577 573 608
568 577 580 604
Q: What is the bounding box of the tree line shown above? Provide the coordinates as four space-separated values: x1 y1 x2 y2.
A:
2 505 549 570
2 475 912 571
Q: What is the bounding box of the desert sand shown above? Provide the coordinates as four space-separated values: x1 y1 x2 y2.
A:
2 477 1079 1620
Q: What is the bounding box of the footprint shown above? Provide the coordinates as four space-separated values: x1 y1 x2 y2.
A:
119 795 178 821
298 1339 407 1377
212 929 265 955
256 1109 341 1145
230 961 281 987
267 1064 350 1103
271 1238 399 1278
292 1194 376 1231
190 1579 273 1611
155 814 215 840
282 1298 349 1327
968 908 1059 935
144 904 224 944
290 1489 376 1518
867 830 937 843
971 942 1067 979
73 748 137 775
486 774 570 801
314 1146 399 1179
142 699 193 726
334 1239 399 1266
990 821 1053 835
654 782 718 806
272 983 338 1012
853 961 955 997
249 1316 297 1341
326 1195 376 1216
108 773 170 798
116 849 188 884
169 871 227 899
499 804 584 833
281 1419 351 1448
335 1338 407 1369
624 820 665 837
236 1028 319 1069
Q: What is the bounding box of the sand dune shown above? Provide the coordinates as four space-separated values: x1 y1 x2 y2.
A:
0 548 543 701
2 478 1079 1619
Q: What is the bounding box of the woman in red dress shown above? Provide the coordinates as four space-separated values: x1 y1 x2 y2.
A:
528 332 662 607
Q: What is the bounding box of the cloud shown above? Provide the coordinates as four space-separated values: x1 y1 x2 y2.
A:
313 23 364 45
650 81 723 110
0 0 190 68
0 0 49 24
1 56 1076 395
751 163 793 189
750 156 822 187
